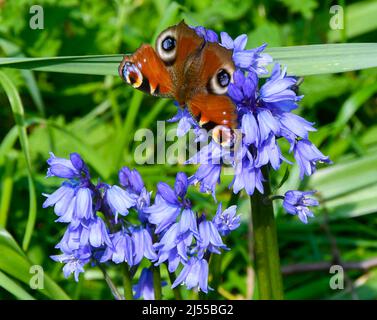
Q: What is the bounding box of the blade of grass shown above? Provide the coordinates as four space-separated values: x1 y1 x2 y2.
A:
0 43 376 76
114 90 143 168
0 126 18 164
0 38 54 151
0 155 16 228
0 71 37 251
333 82 377 133
0 270 35 300
0 228 70 300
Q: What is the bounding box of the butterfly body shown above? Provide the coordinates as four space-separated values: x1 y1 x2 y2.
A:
119 21 237 129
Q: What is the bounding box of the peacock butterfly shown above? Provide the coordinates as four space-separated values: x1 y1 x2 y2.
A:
119 21 237 144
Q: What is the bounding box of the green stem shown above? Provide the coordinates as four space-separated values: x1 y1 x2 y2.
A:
0 155 15 227
152 266 162 300
97 263 124 300
123 265 134 300
250 168 284 300
168 271 182 300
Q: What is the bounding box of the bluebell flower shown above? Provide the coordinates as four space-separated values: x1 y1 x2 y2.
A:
46 152 80 179
278 112 316 139
118 166 151 222
119 167 144 194
260 64 303 112
69 152 90 177
228 70 258 110
136 187 151 223
220 32 248 51
178 208 199 237
192 26 218 42
151 185 200 270
153 219 196 266
241 112 259 146
47 152 89 179
51 245 91 282
231 147 264 195
86 217 112 248
198 218 227 254
283 190 319 224
56 224 86 253
247 44 273 75
187 141 231 198
42 182 75 220
44 185 94 225
133 268 155 300
168 106 207 141
293 139 331 179
254 134 284 170
257 108 281 142
172 257 210 293
105 185 137 222
213 203 240 236
220 32 272 74
146 173 191 233
100 231 134 265
131 227 158 265
74 187 94 222
146 195 179 234
189 164 221 197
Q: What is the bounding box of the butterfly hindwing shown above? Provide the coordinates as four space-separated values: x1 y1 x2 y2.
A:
119 44 174 97
187 41 237 128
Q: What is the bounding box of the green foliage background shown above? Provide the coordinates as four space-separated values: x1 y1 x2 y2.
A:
0 0 377 300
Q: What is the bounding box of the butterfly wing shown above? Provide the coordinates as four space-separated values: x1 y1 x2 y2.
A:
188 94 237 128
186 42 237 128
119 21 237 129
119 21 204 100
119 44 174 97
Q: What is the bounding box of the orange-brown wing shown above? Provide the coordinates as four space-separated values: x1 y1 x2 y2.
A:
187 42 237 128
119 20 204 99
188 94 237 128
154 20 204 103
119 44 174 97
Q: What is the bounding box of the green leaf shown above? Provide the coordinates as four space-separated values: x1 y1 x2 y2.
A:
310 151 377 221
0 126 18 165
0 270 35 300
0 44 376 76
0 228 70 300
273 166 290 191
0 55 122 76
333 82 377 131
265 43 377 76
310 151 377 200
0 71 37 251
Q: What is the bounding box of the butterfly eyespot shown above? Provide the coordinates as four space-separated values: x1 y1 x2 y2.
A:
209 67 234 95
156 29 178 63
212 125 241 149
217 69 230 87
122 61 143 89
162 36 176 51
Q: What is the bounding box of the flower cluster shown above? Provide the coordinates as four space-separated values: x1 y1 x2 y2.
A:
43 24 328 299
168 26 329 223
145 172 240 292
43 153 240 297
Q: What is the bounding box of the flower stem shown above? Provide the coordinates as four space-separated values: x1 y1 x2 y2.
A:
152 265 162 300
123 265 134 300
168 271 182 300
250 168 284 300
97 263 124 300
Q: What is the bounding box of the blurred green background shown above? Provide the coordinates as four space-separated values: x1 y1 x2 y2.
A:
1 0 377 300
